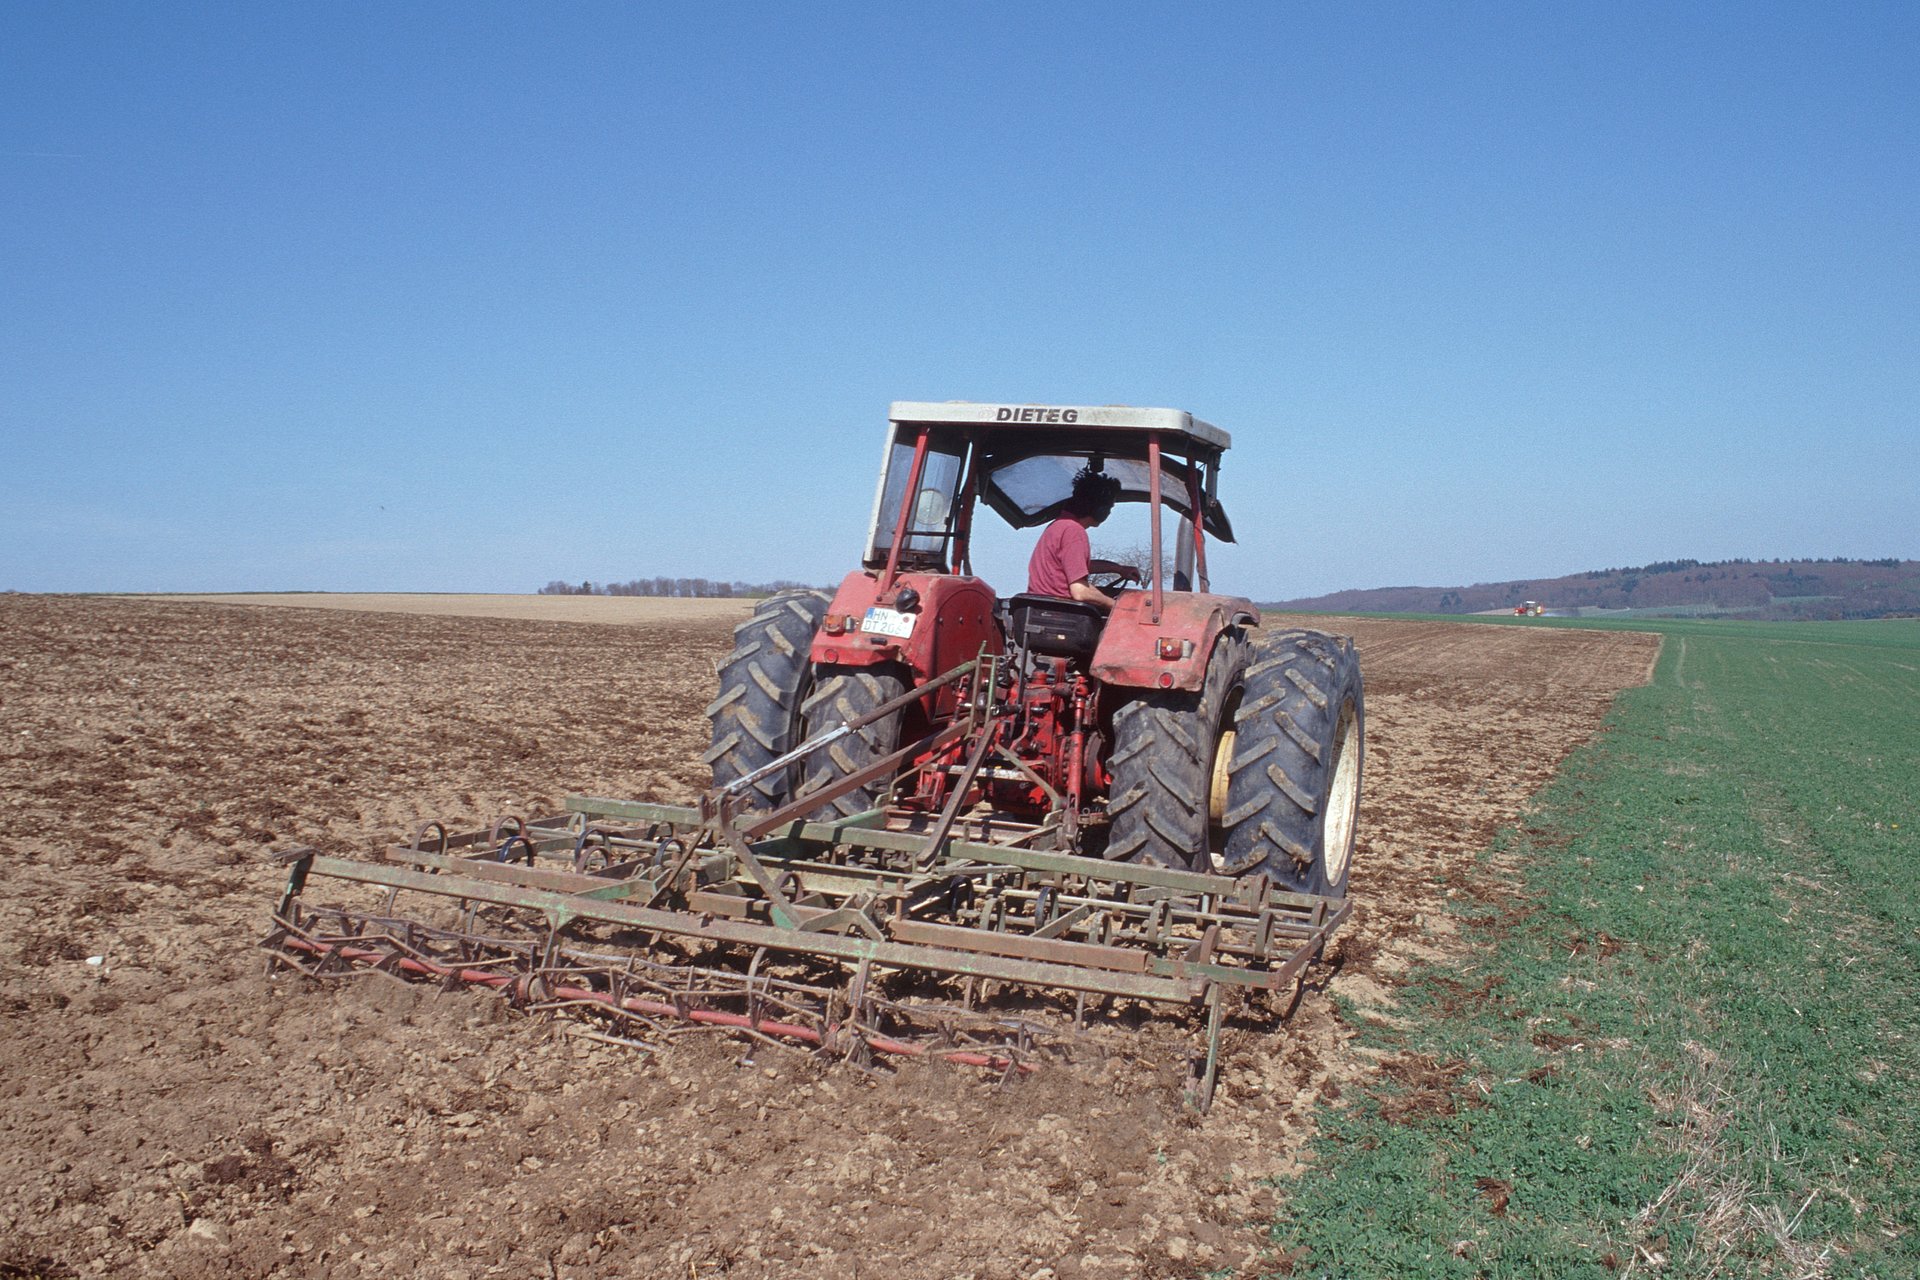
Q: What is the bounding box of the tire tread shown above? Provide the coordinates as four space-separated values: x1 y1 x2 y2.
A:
795 667 908 819
705 590 829 806
1104 630 1250 871
1219 629 1364 894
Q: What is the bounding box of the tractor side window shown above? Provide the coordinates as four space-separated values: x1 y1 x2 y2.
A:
867 440 966 568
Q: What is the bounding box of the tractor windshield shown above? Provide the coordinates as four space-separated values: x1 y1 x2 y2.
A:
864 434 967 569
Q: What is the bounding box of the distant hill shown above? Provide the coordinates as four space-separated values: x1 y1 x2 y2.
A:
1268 558 1920 621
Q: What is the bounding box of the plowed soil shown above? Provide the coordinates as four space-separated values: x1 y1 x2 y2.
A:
0 596 1658 1279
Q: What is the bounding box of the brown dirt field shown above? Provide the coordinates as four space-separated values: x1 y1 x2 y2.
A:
0 596 1658 1279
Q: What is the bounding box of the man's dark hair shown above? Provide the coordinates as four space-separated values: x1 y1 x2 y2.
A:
1064 466 1122 517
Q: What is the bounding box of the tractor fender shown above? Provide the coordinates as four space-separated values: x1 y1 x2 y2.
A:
809 570 1004 682
1090 591 1260 693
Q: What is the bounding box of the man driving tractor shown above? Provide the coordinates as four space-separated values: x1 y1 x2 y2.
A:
1026 467 1142 609
703 400 1362 897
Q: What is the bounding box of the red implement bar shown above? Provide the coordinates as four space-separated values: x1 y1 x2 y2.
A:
278 934 1035 1074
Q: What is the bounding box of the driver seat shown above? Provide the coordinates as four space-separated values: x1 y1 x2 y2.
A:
1007 593 1106 662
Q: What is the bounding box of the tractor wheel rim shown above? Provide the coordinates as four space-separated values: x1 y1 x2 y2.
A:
1208 726 1236 826
1323 703 1361 886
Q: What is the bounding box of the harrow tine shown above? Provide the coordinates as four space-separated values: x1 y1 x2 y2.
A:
565 1027 656 1054
1184 985 1227 1114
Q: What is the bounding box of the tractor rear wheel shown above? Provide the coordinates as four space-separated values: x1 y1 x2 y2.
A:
1219 630 1364 897
1105 629 1251 871
703 590 829 808
795 665 908 820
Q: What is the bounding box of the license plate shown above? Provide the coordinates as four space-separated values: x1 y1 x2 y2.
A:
860 607 916 639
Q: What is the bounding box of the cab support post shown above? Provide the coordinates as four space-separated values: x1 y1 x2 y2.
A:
1147 433 1164 624
878 426 932 593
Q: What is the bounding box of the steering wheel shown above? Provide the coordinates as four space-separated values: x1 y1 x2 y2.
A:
1088 571 1135 593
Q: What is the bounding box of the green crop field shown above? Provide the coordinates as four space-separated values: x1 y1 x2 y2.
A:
1268 617 1920 1278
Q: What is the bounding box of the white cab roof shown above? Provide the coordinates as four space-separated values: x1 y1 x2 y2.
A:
888 401 1230 452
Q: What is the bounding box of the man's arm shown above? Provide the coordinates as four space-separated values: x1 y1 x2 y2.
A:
1087 558 1143 583
1068 579 1118 609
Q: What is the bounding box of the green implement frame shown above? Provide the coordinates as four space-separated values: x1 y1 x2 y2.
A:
265 792 1347 1109
264 657 1350 1108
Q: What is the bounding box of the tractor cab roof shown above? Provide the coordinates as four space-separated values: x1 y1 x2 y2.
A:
888 401 1230 452
866 401 1237 570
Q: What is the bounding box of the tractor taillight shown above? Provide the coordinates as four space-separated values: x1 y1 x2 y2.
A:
1157 637 1190 660
822 616 845 635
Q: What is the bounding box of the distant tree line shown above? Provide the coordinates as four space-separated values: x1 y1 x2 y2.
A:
538 578 824 598
1583 556 1906 579
1272 555 1917 622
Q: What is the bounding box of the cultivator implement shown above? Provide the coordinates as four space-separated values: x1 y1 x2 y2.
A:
266 648 1353 1108
265 803 1347 1108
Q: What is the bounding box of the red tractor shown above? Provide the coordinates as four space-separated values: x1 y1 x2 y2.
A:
265 401 1364 1102
707 402 1364 897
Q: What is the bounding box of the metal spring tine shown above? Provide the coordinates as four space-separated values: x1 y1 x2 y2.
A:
565 1028 655 1054
495 833 536 865
745 947 768 1034
735 1024 812 1059
571 826 601 873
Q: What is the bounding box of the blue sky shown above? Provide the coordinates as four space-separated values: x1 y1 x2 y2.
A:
3 3 1914 598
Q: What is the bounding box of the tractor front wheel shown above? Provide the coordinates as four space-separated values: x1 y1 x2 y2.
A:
1219 630 1364 897
1105 629 1251 871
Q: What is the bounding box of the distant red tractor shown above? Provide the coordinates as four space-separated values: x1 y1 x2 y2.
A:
707 402 1364 897
1515 601 1544 616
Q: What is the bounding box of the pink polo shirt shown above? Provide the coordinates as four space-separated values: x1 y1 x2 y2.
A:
1027 517 1091 598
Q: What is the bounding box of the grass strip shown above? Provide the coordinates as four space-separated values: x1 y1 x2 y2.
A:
1267 618 1920 1278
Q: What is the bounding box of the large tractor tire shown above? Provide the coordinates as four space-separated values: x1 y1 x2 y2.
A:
1219 630 1364 897
795 665 908 820
703 590 830 808
1106 629 1251 871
